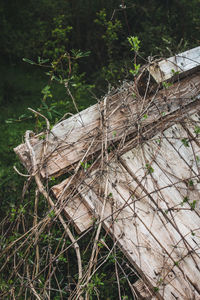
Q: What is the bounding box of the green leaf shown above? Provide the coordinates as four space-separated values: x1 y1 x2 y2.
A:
190 200 196 210
181 138 189 147
142 114 148 120
194 126 200 135
145 163 154 174
112 131 117 137
22 58 36 65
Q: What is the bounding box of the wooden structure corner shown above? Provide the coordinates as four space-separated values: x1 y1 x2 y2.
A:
14 47 200 299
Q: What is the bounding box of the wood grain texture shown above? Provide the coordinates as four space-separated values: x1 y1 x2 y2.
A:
14 73 200 178
52 113 200 299
149 46 200 83
52 177 93 233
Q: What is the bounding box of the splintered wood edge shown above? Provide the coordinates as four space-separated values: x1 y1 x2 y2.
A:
132 279 158 300
14 143 31 171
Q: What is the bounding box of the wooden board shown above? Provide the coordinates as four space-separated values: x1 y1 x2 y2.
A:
52 113 200 299
52 177 93 233
14 73 200 178
149 46 200 83
77 162 200 299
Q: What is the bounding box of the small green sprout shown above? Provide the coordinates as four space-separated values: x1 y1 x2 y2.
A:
142 114 148 120
188 179 194 187
194 126 200 135
129 63 141 76
181 138 189 147
162 81 172 89
39 134 46 140
80 161 91 170
171 69 180 76
112 131 117 137
97 241 104 248
48 210 55 218
190 200 197 210
127 36 140 52
145 163 154 174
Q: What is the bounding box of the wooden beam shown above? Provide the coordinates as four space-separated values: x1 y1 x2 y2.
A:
14 73 200 178
52 113 200 298
149 46 200 83
52 177 93 233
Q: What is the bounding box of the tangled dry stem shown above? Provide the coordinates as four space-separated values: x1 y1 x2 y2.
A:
1 62 200 299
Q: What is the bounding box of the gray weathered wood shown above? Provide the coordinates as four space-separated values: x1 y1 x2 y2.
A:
52 113 200 299
14 73 200 178
149 46 200 83
14 50 200 299
133 279 157 299
52 177 93 233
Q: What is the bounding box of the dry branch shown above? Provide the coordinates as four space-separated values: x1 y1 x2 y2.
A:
14 72 200 178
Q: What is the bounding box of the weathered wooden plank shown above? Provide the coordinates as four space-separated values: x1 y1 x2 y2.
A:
52 177 93 233
149 46 200 83
53 158 200 298
14 73 200 178
63 195 93 233
120 129 200 242
76 164 200 299
119 128 200 296
114 163 200 297
51 113 200 298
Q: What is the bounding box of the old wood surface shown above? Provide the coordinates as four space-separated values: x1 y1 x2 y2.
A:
52 113 200 299
14 72 200 178
132 278 158 299
149 46 200 83
52 177 93 233
14 57 200 299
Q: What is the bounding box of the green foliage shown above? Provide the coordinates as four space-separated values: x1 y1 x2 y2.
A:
181 138 189 147
94 8 126 83
43 14 73 60
86 273 106 298
162 81 173 89
194 126 200 135
127 36 140 53
95 9 122 58
145 163 154 174
0 0 200 298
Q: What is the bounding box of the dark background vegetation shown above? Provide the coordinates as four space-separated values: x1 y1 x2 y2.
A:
0 0 199 298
